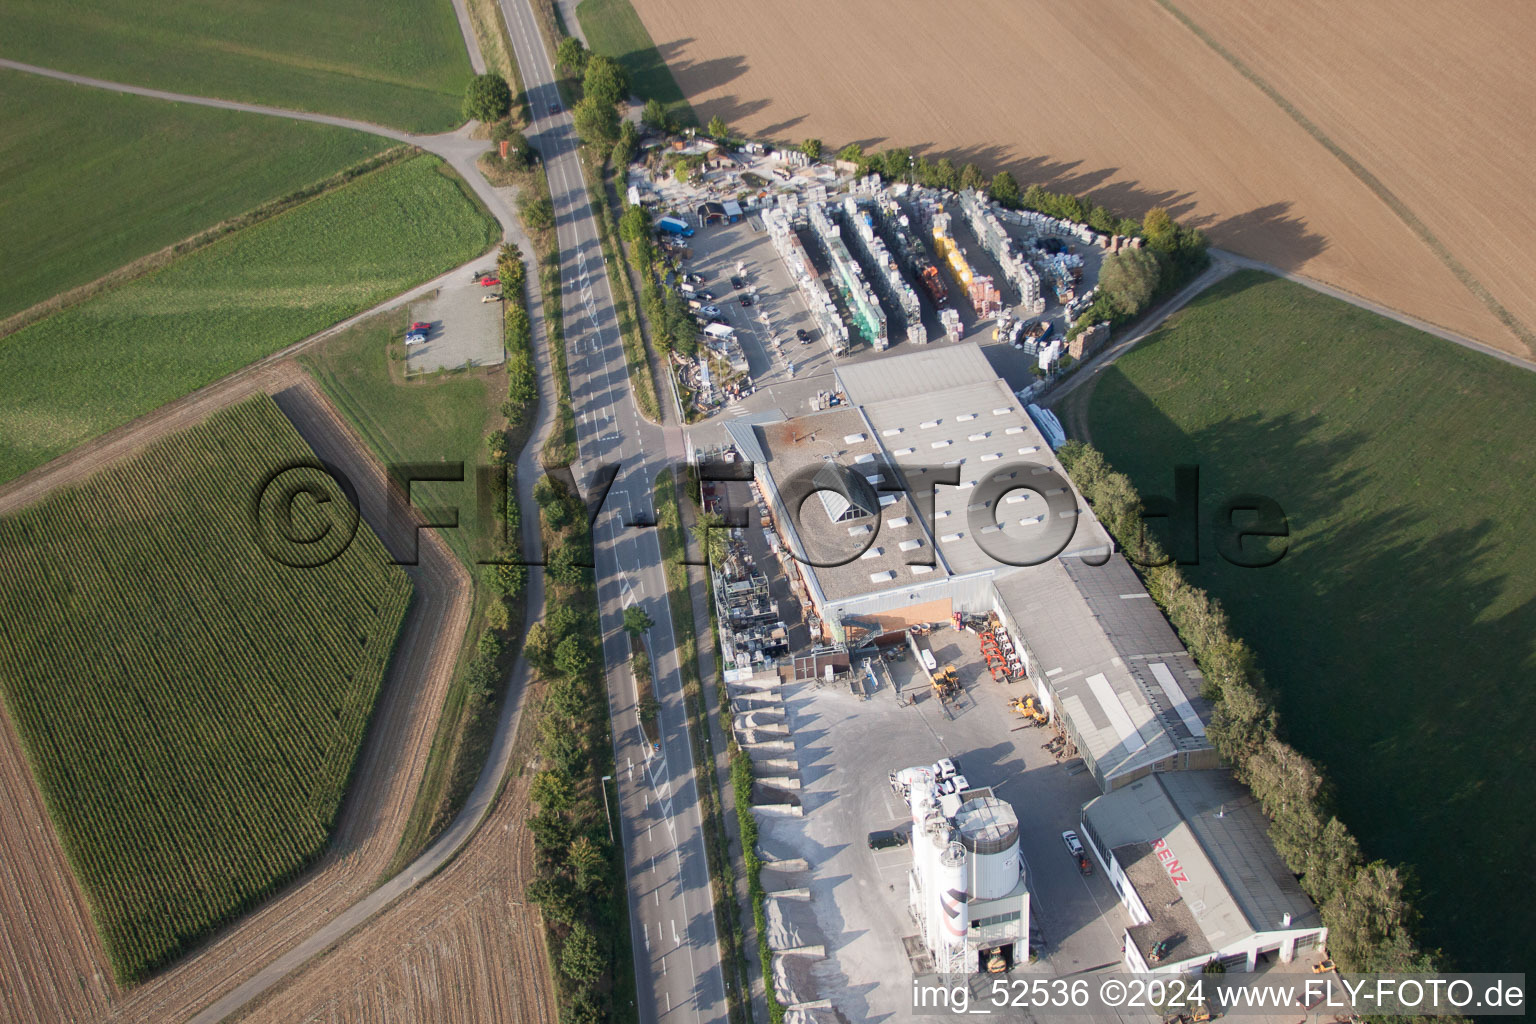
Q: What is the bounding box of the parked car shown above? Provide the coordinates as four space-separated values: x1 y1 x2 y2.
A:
700 305 722 317
411 321 431 331
699 290 716 301
470 270 492 282
685 273 704 285
796 328 812 342
740 296 754 307
867 826 910 851
404 332 427 345
730 275 744 290
482 293 502 303
549 102 559 114
478 277 500 287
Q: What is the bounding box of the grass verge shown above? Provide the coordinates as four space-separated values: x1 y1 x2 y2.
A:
584 151 662 421
654 470 751 1023
1077 268 1536 972
0 154 499 486
0 395 411 982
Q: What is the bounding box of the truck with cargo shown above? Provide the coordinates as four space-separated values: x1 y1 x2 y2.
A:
658 216 695 238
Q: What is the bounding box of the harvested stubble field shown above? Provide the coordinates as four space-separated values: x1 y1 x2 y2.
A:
625 0 1535 358
0 68 388 322
0 395 412 983
240 764 555 1024
1073 270 1536 973
0 0 473 132
0 154 499 486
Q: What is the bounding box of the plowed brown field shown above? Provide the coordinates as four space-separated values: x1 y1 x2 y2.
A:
628 0 1535 358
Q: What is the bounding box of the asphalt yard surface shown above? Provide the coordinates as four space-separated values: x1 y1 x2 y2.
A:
756 625 1150 1023
406 274 506 374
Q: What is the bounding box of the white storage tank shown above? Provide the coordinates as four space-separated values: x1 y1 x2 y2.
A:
955 796 1022 900
927 835 964 964
924 826 964 954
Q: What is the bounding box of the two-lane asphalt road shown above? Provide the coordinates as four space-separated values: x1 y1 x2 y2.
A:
496 4 728 1021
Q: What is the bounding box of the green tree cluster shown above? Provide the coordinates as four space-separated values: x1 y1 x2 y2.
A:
555 36 588 76
524 467 626 1021
462 73 511 123
1056 441 1459 989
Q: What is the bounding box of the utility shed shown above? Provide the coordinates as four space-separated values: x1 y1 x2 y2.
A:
1081 771 1325 974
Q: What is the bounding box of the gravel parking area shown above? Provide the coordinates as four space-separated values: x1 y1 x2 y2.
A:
405 272 505 375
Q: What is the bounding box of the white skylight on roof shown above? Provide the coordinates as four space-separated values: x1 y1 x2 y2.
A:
967 432 989 441
920 420 940 429
881 427 903 437
957 413 976 422
980 453 1001 462
844 433 866 443
1018 445 1041 454
855 452 876 464
895 447 916 455
860 547 884 559
869 570 897 582
898 538 923 551
911 564 935 575
930 440 952 448
1019 515 1044 526
1005 426 1026 435
941 532 963 543
878 493 898 507
888 516 911 527
848 524 872 535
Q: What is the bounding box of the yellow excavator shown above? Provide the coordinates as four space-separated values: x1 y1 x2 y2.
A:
1008 695 1048 725
932 665 961 703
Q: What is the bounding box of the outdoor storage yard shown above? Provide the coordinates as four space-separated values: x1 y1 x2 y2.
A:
658 195 1096 423
735 624 1122 1018
626 0 1536 359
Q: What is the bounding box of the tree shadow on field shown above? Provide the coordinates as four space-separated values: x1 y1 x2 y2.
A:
653 37 750 98
1090 304 1536 974
1197 201 1328 271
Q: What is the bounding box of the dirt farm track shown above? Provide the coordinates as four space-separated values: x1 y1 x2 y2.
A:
630 0 1536 360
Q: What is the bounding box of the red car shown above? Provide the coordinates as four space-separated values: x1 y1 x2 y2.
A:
410 321 431 331
478 277 500 287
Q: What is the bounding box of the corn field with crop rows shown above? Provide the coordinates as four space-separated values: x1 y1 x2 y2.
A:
0 396 411 982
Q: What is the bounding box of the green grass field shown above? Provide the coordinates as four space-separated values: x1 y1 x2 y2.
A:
301 307 505 568
576 0 694 123
1078 270 1536 972
0 0 471 132
0 395 412 981
0 68 390 321
0 154 499 485
302 305 514 869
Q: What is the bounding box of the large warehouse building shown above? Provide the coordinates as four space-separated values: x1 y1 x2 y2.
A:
1081 771 1325 973
720 343 1322 974
724 344 1219 792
